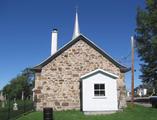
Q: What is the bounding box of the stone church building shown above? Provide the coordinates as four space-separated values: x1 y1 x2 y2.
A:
33 12 130 113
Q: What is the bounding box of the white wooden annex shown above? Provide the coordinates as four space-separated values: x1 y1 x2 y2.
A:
81 69 119 114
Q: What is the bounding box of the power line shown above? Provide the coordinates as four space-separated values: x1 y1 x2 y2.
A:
121 51 132 60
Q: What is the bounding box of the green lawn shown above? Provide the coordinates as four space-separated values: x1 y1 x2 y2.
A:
17 104 157 120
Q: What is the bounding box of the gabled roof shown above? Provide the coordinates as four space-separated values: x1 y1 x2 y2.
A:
80 69 119 79
33 34 130 73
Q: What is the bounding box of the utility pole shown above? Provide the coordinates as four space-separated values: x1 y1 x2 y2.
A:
131 36 134 106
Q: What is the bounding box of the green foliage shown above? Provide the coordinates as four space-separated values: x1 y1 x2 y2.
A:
17 104 157 120
3 68 35 100
136 0 157 93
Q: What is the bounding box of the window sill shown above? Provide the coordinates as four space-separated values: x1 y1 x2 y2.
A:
93 96 107 99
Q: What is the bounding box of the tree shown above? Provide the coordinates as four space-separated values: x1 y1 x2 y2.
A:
3 68 35 100
21 68 35 99
136 0 157 94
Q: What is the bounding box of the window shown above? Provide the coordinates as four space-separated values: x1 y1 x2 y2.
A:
94 84 105 96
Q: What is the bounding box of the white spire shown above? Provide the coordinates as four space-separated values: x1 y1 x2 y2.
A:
72 10 80 39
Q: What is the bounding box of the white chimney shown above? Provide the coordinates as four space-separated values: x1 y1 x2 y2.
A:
51 29 58 55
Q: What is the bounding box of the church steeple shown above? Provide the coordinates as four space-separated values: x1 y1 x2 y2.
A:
72 10 80 40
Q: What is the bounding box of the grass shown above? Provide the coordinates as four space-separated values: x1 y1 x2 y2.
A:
17 104 157 120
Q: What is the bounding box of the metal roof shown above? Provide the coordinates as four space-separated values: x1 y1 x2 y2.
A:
80 69 119 79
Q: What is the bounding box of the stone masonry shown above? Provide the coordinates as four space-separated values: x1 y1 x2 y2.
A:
34 39 127 111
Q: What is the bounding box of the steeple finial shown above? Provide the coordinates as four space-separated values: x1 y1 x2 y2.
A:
72 7 80 39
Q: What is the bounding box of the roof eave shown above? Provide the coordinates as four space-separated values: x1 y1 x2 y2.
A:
120 67 131 73
31 66 42 72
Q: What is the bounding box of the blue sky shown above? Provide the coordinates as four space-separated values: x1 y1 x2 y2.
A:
0 0 145 90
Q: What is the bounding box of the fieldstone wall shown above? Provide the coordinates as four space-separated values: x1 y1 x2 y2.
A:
34 39 127 111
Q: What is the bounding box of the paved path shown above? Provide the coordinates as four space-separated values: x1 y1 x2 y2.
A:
134 102 152 107
127 97 152 108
